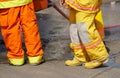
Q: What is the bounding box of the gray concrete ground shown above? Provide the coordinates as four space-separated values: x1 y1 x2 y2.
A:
0 0 120 78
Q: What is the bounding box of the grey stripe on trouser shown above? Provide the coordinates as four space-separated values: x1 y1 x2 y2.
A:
70 23 90 62
70 23 90 44
70 24 80 44
77 23 90 44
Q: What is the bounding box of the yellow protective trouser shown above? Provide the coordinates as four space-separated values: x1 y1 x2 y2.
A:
65 0 104 39
69 8 108 62
0 2 44 59
95 10 105 39
70 9 105 39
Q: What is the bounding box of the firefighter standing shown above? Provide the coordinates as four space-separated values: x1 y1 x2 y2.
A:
0 0 44 66
59 0 109 68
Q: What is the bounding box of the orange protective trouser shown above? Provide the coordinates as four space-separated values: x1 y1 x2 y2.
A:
0 2 44 59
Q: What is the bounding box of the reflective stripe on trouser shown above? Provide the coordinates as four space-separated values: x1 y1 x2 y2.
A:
69 8 108 62
0 2 44 59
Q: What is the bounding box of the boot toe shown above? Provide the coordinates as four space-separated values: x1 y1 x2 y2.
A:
83 61 102 69
65 60 82 66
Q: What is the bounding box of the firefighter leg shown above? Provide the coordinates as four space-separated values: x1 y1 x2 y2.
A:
20 2 44 65
95 10 105 39
65 8 86 66
0 8 24 66
76 11 108 68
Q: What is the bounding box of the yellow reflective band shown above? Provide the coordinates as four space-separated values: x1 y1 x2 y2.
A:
28 56 43 64
0 0 32 9
9 58 24 66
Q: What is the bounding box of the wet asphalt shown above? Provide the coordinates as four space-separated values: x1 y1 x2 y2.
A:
0 1 120 78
